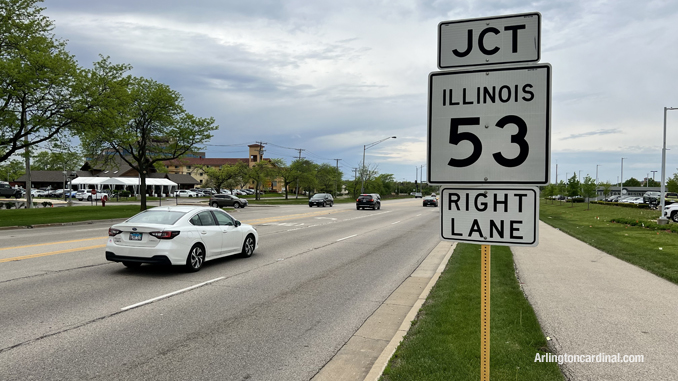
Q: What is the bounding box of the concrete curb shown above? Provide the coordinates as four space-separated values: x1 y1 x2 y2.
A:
312 241 456 381
0 218 129 231
363 242 456 381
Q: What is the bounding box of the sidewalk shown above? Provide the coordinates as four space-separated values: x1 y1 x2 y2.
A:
513 221 678 380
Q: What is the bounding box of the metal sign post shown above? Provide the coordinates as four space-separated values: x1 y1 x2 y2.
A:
480 244 491 381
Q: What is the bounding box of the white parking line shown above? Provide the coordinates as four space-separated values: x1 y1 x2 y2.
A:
391 221 401 225
336 234 358 242
121 277 225 311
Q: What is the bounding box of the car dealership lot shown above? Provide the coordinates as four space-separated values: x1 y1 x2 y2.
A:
0 199 438 380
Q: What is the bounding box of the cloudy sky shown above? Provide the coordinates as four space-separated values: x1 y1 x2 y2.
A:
41 0 678 186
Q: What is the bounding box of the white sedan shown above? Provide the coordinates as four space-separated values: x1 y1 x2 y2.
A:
173 190 199 197
106 206 258 272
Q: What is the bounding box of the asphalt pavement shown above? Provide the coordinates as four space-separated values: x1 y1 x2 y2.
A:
513 221 678 380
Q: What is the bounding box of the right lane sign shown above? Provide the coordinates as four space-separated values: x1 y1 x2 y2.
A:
428 64 551 185
441 187 539 246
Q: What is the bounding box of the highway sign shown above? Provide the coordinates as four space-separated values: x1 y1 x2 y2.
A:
427 64 551 185
440 187 539 246
438 12 540 69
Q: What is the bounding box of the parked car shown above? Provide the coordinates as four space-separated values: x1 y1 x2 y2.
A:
643 191 661 204
309 193 334 207
414 192 423 198
665 192 678 204
422 195 438 207
219 189 232 195
663 203 678 222
173 190 199 198
356 194 381 210
106 206 258 272
0 182 21 198
77 189 110 201
210 194 248 209
605 195 621 202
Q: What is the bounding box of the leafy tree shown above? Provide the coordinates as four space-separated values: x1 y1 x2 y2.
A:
556 180 567 204
246 161 274 200
290 159 318 198
601 181 612 199
77 60 218 210
542 183 555 203
666 173 678 193
316 163 342 195
32 150 82 171
268 158 298 199
201 162 248 194
0 158 23 181
566 175 580 207
623 177 641 187
644 178 660 187
0 0 87 163
581 175 597 209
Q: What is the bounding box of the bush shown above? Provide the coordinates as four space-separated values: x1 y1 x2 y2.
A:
119 190 131 197
610 217 678 233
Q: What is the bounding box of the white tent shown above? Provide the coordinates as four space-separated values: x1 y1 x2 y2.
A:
70 176 178 196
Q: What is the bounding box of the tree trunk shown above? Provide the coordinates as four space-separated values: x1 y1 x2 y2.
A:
140 171 147 211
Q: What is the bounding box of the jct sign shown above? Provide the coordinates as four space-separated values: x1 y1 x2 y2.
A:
440 187 539 246
438 13 540 69
427 64 551 185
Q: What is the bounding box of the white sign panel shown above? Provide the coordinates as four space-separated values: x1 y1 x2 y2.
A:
441 187 539 246
438 12 540 69
427 64 551 185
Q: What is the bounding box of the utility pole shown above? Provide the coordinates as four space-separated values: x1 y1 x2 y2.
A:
651 170 658 184
294 148 304 199
353 168 359 198
255 141 267 200
333 159 341 197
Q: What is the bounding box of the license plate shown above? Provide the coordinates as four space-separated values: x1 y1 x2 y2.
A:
129 232 142 241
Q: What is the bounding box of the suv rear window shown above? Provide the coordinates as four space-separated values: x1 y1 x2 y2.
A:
358 195 373 200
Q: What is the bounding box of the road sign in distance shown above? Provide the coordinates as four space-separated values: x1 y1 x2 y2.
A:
440 187 539 246
427 64 551 185
438 12 540 69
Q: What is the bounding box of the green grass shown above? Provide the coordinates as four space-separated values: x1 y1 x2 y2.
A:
0 205 141 227
539 200 678 284
381 244 563 381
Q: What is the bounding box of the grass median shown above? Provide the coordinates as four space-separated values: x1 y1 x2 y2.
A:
539 201 678 284
381 243 563 381
0 205 141 228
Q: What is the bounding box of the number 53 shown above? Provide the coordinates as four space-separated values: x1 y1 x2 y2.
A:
448 115 529 168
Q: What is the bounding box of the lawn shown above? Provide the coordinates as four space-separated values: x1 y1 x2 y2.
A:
0 205 141 227
381 244 563 381
539 200 678 284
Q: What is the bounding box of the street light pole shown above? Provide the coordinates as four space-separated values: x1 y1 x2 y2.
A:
659 107 678 224
620 158 627 197
596 165 601 200
361 136 396 194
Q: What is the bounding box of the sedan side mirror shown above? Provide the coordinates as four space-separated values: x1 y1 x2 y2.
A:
235 220 241 227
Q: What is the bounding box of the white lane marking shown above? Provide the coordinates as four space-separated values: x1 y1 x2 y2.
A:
416 214 421 216
391 221 401 225
336 234 358 242
121 277 225 311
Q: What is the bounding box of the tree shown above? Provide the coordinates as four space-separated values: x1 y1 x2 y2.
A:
566 175 580 207
77 60 218 210
290 159 317 198
0 158 23 181
601 181 612 200
201 162 248 193
623 177 641 187
269 158 298 199
556 180 567 204
666 173 678 193
246 161 272 200
32 150 82 171
316 163 342 194
542 183 555 203
581 175 597 209
0 0 87 163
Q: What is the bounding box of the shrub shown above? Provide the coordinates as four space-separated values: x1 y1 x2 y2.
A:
610 217 678 233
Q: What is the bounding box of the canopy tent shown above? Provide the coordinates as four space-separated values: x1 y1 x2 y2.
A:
70 177 178 196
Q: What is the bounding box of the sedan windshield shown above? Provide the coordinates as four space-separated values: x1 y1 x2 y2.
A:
126 210 186 225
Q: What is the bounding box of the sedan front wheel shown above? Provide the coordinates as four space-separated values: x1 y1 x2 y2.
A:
186 244 205 272
233 203 241 209
241 235 255 257
211 202 219 208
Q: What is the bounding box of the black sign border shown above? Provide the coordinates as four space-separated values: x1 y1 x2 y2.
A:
437 12 541 69
427 64 551 185
439 187 539 246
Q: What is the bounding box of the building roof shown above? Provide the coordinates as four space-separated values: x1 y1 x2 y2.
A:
162 158 249 167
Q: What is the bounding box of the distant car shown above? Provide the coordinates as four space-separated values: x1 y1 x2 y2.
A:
106 206 258 272
665 192 678 204
210 194 248 209
414 192 423 198
643 191 661 204
77 190 109 201
422 196 438 207
356 194 380 210
0 182 21 199
309 193 334 207
173 190 198 198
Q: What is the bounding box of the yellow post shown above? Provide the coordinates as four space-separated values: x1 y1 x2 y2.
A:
480 244 491 380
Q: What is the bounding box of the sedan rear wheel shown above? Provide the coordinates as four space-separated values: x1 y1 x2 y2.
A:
241 235 255 257
186 244 205 272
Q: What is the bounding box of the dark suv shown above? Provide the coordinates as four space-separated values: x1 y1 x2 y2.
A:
356 194 381 210
210 194 248 209
309 193 334 207
643 191 661 204
0 183 21 199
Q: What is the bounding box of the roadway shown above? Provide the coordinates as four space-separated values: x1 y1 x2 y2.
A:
0 198 440 380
